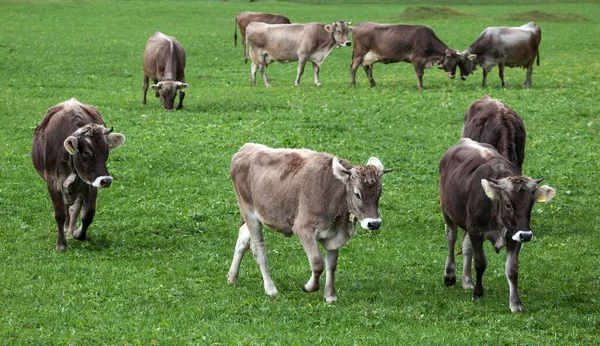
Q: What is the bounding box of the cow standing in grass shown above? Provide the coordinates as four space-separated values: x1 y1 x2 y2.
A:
142 31 188 110
228 143 391 302
457 22 542 87
439 138 555 312
32 99 125 251
234 11 291 62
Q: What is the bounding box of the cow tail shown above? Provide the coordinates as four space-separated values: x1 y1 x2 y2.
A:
234 17 238 47
244 34 249 64
536 51 540 66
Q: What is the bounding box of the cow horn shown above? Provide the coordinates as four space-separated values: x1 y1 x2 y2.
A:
534 177 545 185
489 178 500 185
107 126 114 133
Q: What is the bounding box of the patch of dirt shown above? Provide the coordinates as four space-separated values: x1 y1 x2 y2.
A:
397 7 472 20
499 10 591 23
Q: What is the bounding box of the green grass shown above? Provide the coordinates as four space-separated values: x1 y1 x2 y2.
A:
1 0 599 344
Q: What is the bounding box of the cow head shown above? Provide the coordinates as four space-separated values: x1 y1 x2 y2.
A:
457 51 478 80
481 177 555 243
438 50 462 79
150 81 189 110
325 21 352 48
332 157 392 230
63 124 125 188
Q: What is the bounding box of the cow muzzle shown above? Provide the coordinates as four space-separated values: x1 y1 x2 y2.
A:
512 230 533 242
360 218 381 230
92 176 113 188
339 41 351 47
461 75 468 80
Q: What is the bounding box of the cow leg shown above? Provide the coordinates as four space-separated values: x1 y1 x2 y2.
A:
66 196 83 237
506 241 524 312
295 57 308 86
498 63 506 87
469 234 487 300
482 69 489 87
524 64 533 87
297 231 324 294
246 217 277 297
142 75 149 104
227 223 251 285
72 187 96 241
413 64 425 90
250 63 258 85
461 233 474 290
324 249 339 303
176 90 185 110
443 222 458 286
312 62 322 87
350 56 362 86
49 188 68 251
364 65 376 87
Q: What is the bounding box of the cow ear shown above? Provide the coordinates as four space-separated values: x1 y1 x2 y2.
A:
367 157 384 170
468 54 477 61
481 179 499 199
64 136 78 155
150 84 160 91
107 132 125 150
332 157 351 182
534 185 556 203
445 49 452 57
324 24 333 33
178 82 189 92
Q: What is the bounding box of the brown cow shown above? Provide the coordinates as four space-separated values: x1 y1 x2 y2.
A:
457 22 542 87
233 11 291 62
350 23 462 89
142 31 188 110
246 21 352 87
228 143 391 302
32 99 125 251
439 138 555 312
462 95 526 174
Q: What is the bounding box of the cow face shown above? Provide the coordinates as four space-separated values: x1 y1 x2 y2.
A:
325 21 352 48
151 81 188 110
481 177 555 242
63 124 125 188
458 51 478 80
332 157 391 230
438 50 461 79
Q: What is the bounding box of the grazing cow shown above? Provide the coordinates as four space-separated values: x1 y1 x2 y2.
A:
246 21 352 87
142 31 188 110
458 22 542 87
228 143 391 302
439 138 555 312
32 99 125 251
233 11 291 62
462 95 526 174
350 23 462 89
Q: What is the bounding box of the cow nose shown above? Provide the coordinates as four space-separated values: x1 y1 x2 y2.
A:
93 176 113 188
461 76 467 80
344 41 351 47
512 230 533 242
367 220 381 230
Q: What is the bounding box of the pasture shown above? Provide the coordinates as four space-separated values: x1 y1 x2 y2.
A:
1 0 599 344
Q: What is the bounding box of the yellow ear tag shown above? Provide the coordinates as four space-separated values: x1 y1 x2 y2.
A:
349 213 356 223
485 190 495 199
537 195 547 203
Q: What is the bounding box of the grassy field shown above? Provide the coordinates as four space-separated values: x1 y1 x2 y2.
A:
1 0 599 344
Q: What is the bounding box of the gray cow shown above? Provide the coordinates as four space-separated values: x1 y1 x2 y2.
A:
142 31 188 110
228 143 391 302
32 99 125 251
439 138 555 312
246 21 352 87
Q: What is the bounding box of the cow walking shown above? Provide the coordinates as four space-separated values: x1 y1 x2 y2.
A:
142 31 188 110
246 21 352 87
233 11 291 62
228 143 391 302
458 22 542 87
439 138 555 312
462 95 526 173
350 23 462 89
32 99 125 251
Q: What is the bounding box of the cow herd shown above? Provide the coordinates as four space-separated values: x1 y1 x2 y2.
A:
30 11 555 313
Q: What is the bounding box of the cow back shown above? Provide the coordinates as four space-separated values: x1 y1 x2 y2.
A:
247 23 332 58
143 32 186 82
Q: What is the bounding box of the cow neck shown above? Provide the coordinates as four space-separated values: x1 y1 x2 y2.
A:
164 40 178 81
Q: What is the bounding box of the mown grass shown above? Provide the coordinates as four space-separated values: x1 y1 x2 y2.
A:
1 0 599 345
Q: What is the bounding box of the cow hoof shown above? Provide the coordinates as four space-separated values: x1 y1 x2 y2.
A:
302 282 320 293
315 83 322 87
265 287 278 297
462 282 474 290
226 272 238 285
325 295 337 303
72 228 87 241
56 244 67 252
444 276 456 286
510 305 524 313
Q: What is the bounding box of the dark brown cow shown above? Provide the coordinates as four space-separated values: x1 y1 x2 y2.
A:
233 11 291 62
142 31 188 110
439 138 555 312
462 95 526 174
246 21 352 87
458 22 542 87
228 143 391 302
32 99 125 251
350 23 462 89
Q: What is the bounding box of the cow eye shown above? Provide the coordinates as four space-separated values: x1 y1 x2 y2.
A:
504 202 513 211
354 192 361 200
83 151 93 158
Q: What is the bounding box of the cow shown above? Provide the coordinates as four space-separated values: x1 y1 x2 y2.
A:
439 138 555 312
462 95 526 174
246 21 352 87
350 23 462 89
142 31 188 110
32 98 125 251
227 143 391 302
457 22 542 87
233 11 291 62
